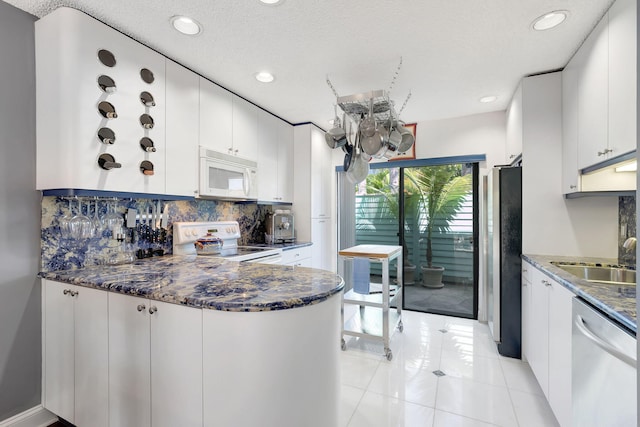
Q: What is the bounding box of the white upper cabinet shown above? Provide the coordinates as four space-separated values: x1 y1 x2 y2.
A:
310 126 333 218
505 82 523 163
35 7 166 194
576 0 636 170
257 111 279 201
278 119 294 203
257 111 294 203
561 49 581 193
607 0 637 158
199 77 233 155
232 95 259 161
577 15 609 169
165 60 199 197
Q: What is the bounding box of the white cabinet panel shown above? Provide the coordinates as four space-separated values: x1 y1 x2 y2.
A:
520 261 532 362
150 301 203 427
282 246 312 266
547 280 573 427
311 218 332 270
577 15 609 170
257 111 280 201
310 127 332 218
526 267 574 427
35 7 166 194
108 293 151 427
43 281 75 423
109 295 203 427
232 95 258 161
528 269 550 397
505 82 523 163
199 77 233 154
608 0 637 158
278 120 294 203
561 51 581 194
43 280 108 427
166 60 199 197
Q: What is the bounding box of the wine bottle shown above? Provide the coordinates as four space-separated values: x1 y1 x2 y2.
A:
140 137 156 152
140 68 154 84
98 127 116 145
98 49 116 67
140 160 154 176
140 91 155 107
98 75 116 93
139 114 154 129
98 101 118 119
98 154 121 170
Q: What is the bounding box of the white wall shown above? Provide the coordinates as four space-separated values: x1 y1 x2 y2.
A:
414 110 507 173
0 1 42 421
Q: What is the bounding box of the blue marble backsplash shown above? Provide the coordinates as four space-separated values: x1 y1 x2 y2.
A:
618 195 636 267
41 196 269 272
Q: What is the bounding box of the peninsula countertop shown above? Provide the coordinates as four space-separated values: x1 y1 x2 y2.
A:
39 255 344 312
523 254 636 333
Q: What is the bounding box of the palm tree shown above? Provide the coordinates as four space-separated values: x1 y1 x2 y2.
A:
406 164 472 287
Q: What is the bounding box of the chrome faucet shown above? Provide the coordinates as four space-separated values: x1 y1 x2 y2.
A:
623 237 637 251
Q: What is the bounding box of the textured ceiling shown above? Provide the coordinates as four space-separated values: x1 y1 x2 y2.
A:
6 0 614 128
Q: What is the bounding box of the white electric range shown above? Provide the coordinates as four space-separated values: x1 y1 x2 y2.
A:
173 221 282 264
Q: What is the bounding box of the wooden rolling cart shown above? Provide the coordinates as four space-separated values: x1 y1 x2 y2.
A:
338 244 403 360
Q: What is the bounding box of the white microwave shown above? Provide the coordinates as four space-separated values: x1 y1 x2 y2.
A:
199 147 258 200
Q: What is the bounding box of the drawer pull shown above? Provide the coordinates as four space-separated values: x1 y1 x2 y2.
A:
149 306 158 314
137 304 146 312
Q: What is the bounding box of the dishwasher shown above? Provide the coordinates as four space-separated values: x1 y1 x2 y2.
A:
572 297 637 426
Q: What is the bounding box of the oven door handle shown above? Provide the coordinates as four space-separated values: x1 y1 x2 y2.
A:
575 315 636 368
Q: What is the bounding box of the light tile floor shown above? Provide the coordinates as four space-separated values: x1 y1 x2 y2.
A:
339 309 560 427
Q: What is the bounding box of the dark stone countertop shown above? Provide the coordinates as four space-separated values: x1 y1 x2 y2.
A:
39 254 343 312
523 254 636 333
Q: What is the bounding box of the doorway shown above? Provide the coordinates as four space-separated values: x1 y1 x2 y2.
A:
350 160 479 318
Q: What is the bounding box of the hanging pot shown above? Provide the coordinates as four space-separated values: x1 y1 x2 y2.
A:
325 126 347 149
343 143 354 172
396 123 415 153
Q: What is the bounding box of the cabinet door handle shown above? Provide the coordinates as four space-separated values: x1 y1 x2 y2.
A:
569 185 577 189
137 304 146 312
542 280 552 287
523 268 528 272
70 290 78 297
509 154 516 159
149 306 158 314
63 289 70 295
597 148 613 156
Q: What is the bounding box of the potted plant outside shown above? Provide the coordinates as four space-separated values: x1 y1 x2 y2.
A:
406 165 471 288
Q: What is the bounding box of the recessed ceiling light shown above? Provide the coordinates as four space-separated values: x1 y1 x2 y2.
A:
260 0 284 5
479 95 498 103
255 71 275 83
170 16 202 36
532 10 568 31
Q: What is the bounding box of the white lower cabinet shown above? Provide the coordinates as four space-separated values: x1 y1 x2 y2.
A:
520 261 532 362
281 246 312 267
311 217 332 270
108 292 203 427
526 267 573 427
43 280 109 427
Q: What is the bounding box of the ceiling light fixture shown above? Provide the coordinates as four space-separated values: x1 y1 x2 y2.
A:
255 71 275 83
479 95 498 103
259 0 284 5
532 10 568 31
170 16 202 36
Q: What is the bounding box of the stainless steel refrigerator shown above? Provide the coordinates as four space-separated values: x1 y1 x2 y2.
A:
486 166 522 358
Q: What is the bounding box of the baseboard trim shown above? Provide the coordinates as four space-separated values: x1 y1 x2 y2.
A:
0 405 57 427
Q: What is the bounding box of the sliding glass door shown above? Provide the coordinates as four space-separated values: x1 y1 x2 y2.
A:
350 161 478 318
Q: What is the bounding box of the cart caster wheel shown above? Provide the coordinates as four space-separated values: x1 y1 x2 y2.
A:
398 321 404 333
341 339 347 351
385 348 393 361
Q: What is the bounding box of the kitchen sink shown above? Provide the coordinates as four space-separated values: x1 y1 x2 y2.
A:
551 263 636 286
